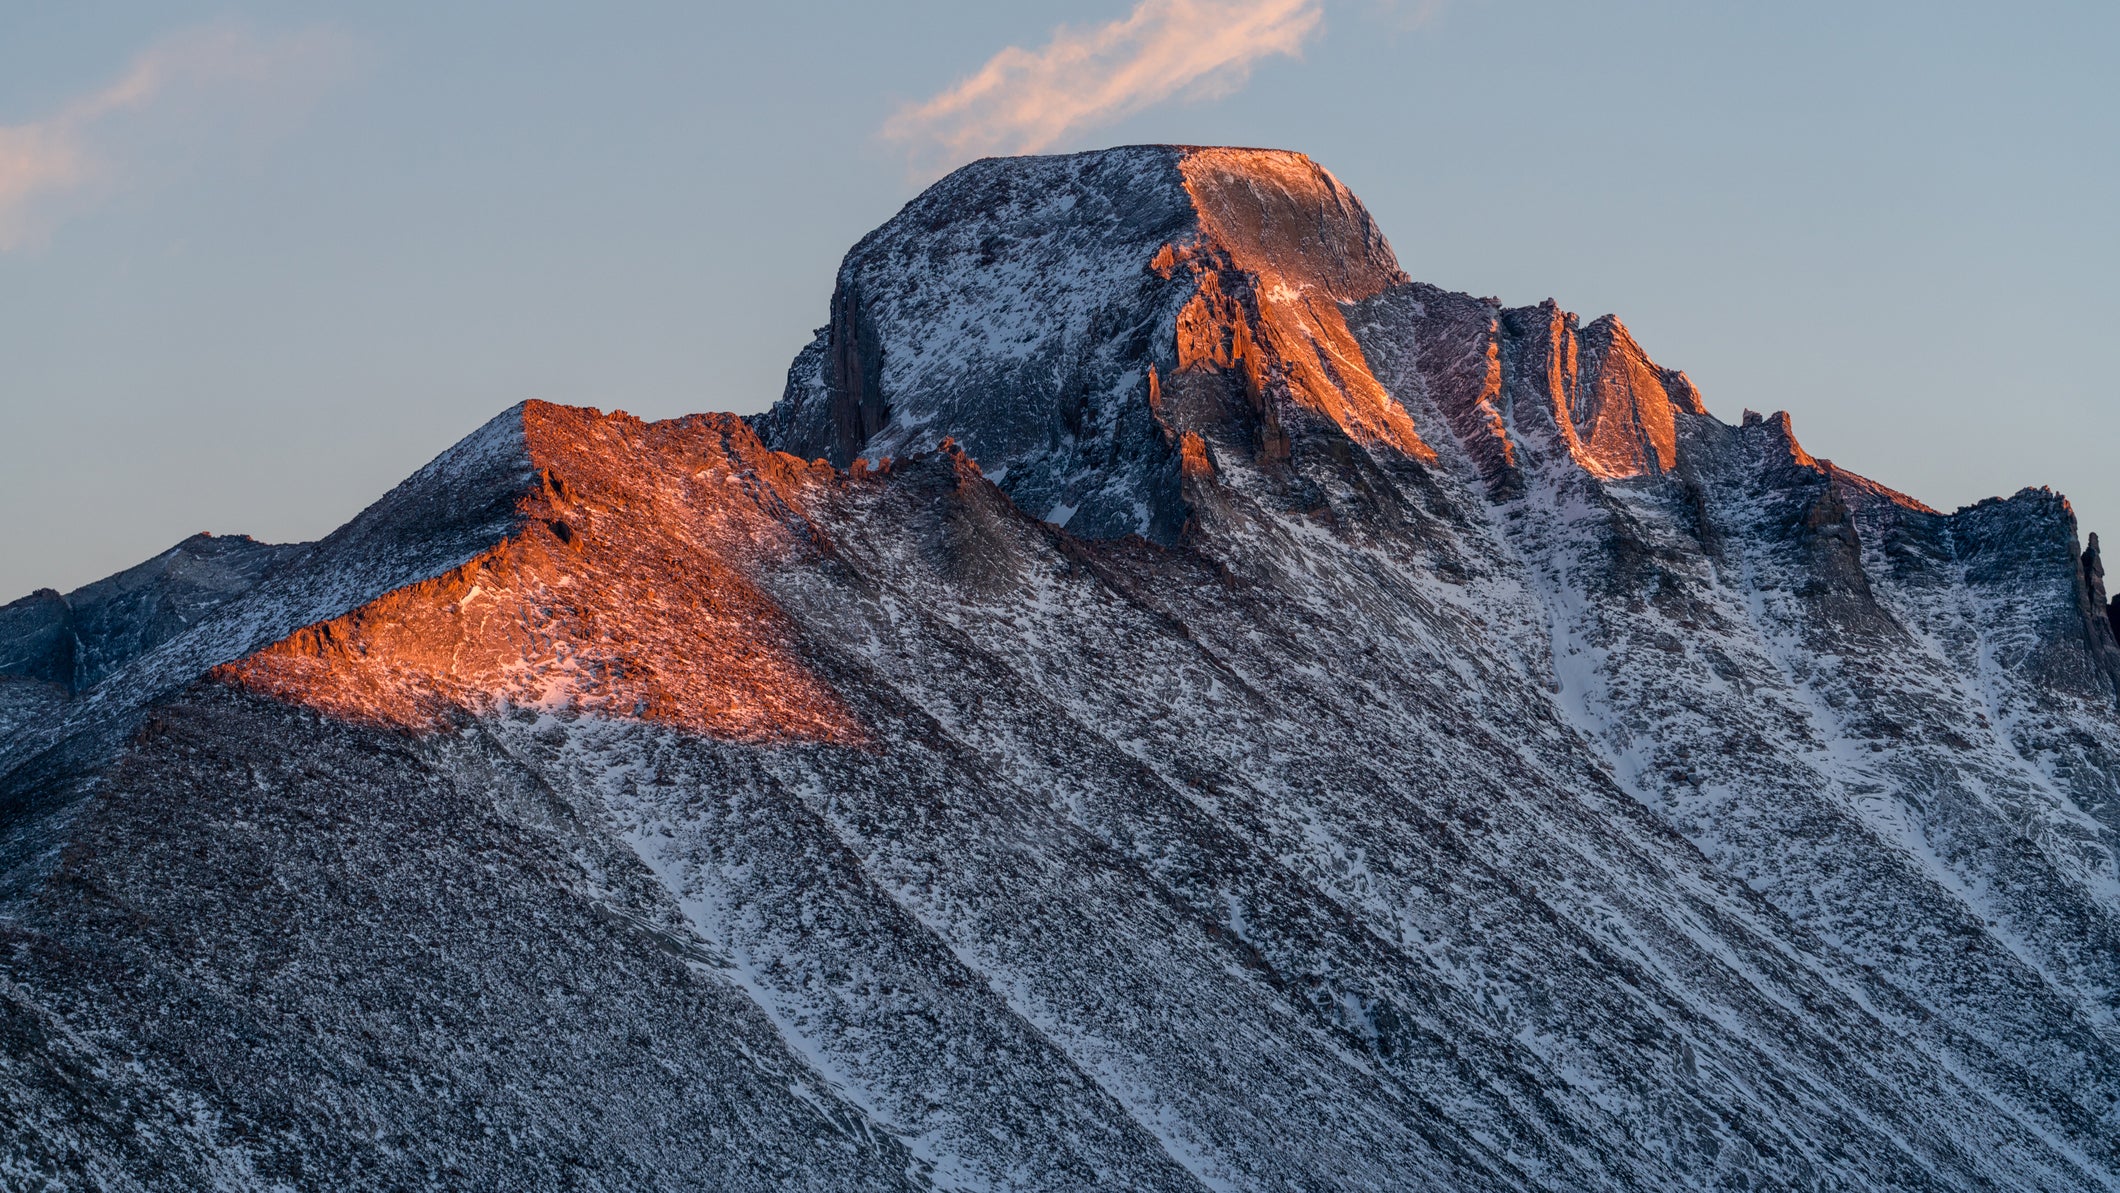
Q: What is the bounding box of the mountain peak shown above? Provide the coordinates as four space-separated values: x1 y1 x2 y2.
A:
10 147 2120 1193
753 144 1435 543
216 401 865 743
1168 145 1407 301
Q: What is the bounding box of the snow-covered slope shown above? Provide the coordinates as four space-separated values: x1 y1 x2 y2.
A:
4 146 2117 1192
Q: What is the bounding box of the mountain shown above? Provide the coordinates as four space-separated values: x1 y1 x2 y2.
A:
4 145 2117 1192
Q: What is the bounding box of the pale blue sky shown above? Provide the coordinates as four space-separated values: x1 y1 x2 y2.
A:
3 1 2114 598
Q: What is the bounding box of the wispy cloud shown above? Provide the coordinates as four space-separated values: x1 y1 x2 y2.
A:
882 0 1325 163
0 25 356 250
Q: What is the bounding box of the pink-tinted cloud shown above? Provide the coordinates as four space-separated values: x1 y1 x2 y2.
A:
0 25 355 250
883 0 1325 163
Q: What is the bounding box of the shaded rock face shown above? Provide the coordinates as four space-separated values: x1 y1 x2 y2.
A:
6 147 2120 1192
0 535 303 692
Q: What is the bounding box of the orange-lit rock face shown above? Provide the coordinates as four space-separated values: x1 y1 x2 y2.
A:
1177 431 1216 479
1509 303 1710 480
1573 316 1704 478
1169 149 1435 463
216 404 865 745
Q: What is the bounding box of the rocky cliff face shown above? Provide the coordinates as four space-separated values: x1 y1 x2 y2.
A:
4 147 2118 1192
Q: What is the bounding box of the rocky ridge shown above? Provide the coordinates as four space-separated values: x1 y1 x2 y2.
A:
2 145 2117 1192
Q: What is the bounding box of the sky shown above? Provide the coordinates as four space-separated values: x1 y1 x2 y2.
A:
3 1 2115 599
